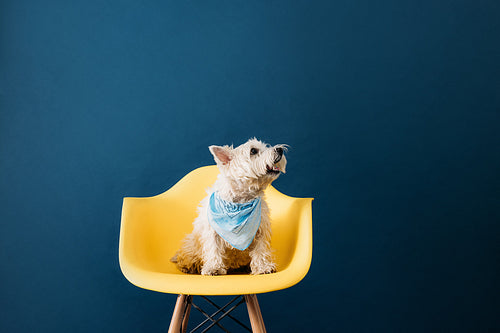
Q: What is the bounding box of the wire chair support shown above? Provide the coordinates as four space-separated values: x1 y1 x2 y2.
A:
168 294 265 333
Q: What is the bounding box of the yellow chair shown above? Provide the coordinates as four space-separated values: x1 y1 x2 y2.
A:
119 166 313 332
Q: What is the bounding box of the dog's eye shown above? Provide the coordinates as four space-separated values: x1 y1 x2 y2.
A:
250 148 259 156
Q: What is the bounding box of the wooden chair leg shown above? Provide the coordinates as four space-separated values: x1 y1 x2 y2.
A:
168 294 192 333
245 294 267 333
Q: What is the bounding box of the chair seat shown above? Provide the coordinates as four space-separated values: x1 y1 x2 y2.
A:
119 165 313 295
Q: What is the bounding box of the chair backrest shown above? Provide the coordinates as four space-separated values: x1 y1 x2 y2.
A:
120 165 312 274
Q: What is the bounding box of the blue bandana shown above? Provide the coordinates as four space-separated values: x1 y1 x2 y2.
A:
207 191 262 251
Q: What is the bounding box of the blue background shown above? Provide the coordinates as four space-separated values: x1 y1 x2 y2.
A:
1 0 499 332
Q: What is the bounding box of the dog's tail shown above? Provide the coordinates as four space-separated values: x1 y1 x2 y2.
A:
170 252 179 263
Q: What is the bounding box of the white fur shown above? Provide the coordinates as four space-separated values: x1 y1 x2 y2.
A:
171 138 288 275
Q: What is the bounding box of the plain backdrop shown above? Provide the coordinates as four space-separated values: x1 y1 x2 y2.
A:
1 0 499 332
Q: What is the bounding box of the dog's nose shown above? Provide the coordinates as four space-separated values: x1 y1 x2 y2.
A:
274 147 284 163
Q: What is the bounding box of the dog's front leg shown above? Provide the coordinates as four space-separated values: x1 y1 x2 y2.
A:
249 231 276 275
200 230 227 276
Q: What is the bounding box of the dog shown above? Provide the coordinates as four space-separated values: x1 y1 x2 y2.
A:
171 138 287 275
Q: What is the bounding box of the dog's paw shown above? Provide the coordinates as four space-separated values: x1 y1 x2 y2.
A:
250 262 276 275
179 266 198 274
251 268 276 275
264 267 277 274
201 266 227 276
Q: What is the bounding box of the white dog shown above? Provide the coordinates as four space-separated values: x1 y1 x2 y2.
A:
171 138 287 275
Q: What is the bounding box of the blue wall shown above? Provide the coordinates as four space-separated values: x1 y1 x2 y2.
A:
1 0 499 332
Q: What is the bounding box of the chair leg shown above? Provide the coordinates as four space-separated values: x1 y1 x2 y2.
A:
245 294 267 333
168 294 192 333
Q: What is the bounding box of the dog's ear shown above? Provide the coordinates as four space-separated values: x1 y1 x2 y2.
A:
209 145 232 165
